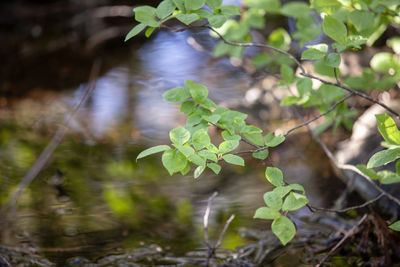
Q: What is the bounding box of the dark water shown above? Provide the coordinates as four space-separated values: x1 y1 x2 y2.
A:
0 27 344 265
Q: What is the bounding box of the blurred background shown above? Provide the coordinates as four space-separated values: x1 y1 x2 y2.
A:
0 0 347 265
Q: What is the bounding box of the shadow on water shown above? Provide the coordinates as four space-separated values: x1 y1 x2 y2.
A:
0 21 346 266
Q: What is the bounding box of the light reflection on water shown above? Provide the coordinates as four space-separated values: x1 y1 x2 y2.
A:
79 29 248 141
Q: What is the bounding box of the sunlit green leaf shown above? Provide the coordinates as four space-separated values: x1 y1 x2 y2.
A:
265 133 285 147
377 170 400 184
162 149 188 175
265 167 284 187
222 154 244 166
163 87 191 102
194 165 206 178
206 0 222 9
136 145 170 161
301 48 326 60
208 14 227 28
181 161 191 175
322 15 347 44
125 23 147 41
349 10 375 32
186 80 208 104
180 101 196 115
172 0 186 12
268 28 291 51
389 220 400 231
185 0 205 10
174 144 195 157
145 27 156 38
367 147 400 168
272 216 296 245
219 140 239 154
263 191 282 210
254 207 281 220
252 149 269 160
207 163 221 174
376 114 400 145
324 53 341 68
222 131 241 141
387 37 400 54
170 127 191 145
281 64 294 83
313 0 341 14
192 129 211 150
198 150 217 162
370 52 400 74
281 2 311 18
176 13 200 25
134 6 160 27
156 0 176 19
282 192 308 211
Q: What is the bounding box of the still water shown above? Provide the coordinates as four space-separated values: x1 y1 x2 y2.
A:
0 28 343 265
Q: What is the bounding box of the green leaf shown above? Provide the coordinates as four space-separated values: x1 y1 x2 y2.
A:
349 10 375 32
313 0 341 15
370 52 400 74
282 192 308 211
356 164 380 180
198 150 217 162
208 14 227 28
180 101 196 115
194 165 206 179
170 127 191 145
265 167 284 187
186 80 208 104
172 0 186 12
252 149 269 160
156 0 176 19
174 144 195 157
265 133 285 147
222 131 241 141
389 220 400 231
301 48 327 60
322 15 347 44
145 27 156 37
263 191 283 210
163 87 191 102
206 0 222 9
281 2 311 18
243 132 264 146
377 171 400 184
280 96 300 106
367 147 400 168
207 163 221 174
134 6 160 27
280 64 294 83
268 28 291 51
222 154 245 166
243 0 280 13
272 216 296 245
176 13 200 25
296 78 312 95
306 43 328 53
254 207 281 220
185 0 205 10
192 129 211 150
189 153 206 166
387 37 400 54
125 23 147 41
324 53 341 68
218 140 239 154
288 184 305 194
180 161 191 175
162 149 188 175
203 114 220 124
220 5 240 16
376 114 400 145
136 145 170 161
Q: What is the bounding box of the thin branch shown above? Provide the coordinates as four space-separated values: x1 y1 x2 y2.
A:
300 72 400 119
204 25 306 74
334 67 341 85
309 193 384 213
215 214 235 248
0 60 101 216
283 93 354 137
204 191 218 249
316 214 368 267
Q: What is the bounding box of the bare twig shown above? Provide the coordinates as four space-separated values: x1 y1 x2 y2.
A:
283 93 354 137
316 214 368 267
203 192 235 267
309 193 384 213
1 60 101 216
204 191 218 249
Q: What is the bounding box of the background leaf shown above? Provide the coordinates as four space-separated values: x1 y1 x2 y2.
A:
322 15 347 44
